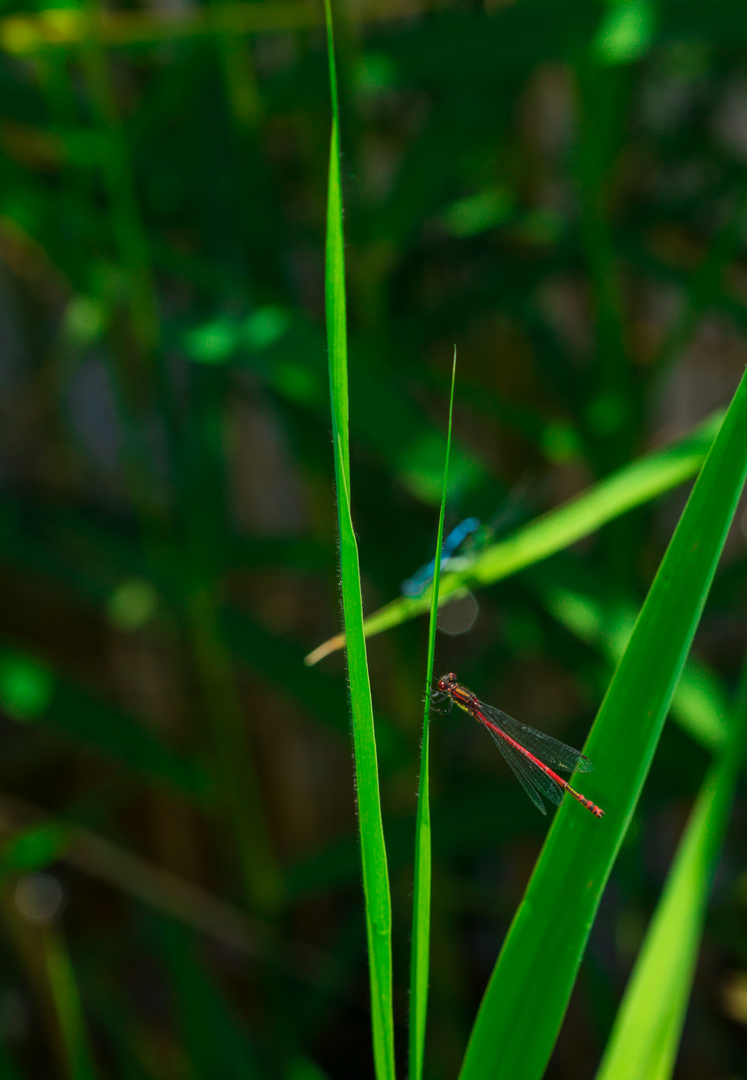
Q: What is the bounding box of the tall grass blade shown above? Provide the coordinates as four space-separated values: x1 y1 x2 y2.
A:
334 450 395 1080
409 353 457 1080
594 658 747 1080
323 3 395 1077
458 369 747 1080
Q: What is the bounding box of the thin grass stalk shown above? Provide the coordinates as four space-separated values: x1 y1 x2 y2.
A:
409 353 457 1080
324 3 395 1076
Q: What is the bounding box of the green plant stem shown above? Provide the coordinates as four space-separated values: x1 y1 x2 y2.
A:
324 1 395 1075
409 352 456 1080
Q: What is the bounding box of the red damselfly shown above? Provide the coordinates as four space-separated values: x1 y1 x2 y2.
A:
435 672 604 818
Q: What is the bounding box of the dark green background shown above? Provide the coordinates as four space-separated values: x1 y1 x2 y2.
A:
0 0 745 1076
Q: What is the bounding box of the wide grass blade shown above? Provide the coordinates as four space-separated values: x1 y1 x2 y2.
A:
409 353 457 1080
323 3 395 1078
529 566 730 752
305 410 722 665
458 368 747 1080
594 659 747 1080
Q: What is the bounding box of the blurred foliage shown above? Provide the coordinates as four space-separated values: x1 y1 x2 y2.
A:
0 0 745 1077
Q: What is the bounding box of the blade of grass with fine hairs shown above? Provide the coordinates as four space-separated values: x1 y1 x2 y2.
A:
458 368 747 1080
409 353 457 1080
594 657 747 1080
304 409 723 665
323 3 395 1079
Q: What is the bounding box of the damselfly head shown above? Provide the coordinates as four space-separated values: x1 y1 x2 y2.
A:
437 672 458 692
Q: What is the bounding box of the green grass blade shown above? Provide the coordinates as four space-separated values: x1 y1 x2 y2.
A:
458 369 747 1080
409 353 457 1080
594 660 747 1080
305 410 723 665
334 445 395 1080
323 4 395 1078
324 0 349 489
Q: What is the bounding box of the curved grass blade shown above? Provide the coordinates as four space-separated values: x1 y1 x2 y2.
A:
323 4 394 1078
458 369 747 1080
409 352 457 1080
305 410 723 665
594 658 747 1080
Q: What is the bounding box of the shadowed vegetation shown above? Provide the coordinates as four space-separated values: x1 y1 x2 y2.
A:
0 1 746 1078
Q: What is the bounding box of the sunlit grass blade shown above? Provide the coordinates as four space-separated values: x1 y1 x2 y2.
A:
305 410 723 665
459 369 747 1080
594 658 747 1080
323 3 394 1078
409 352 457 1080
334 445 395 1080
